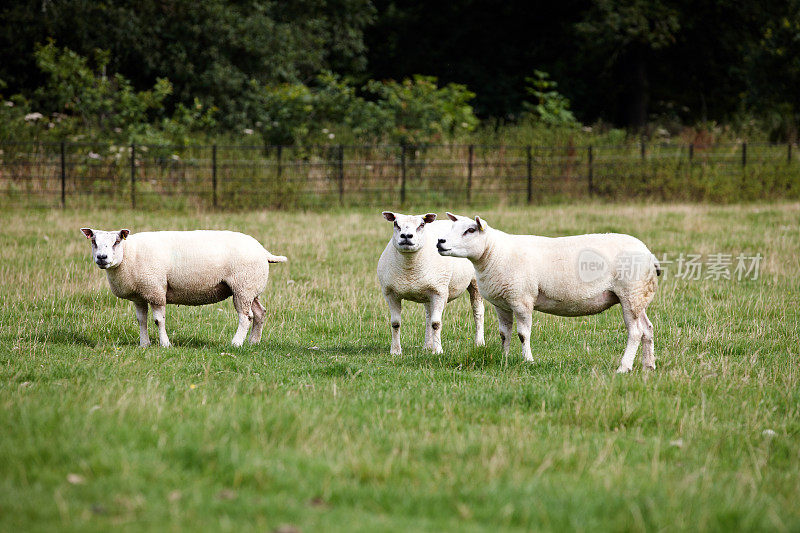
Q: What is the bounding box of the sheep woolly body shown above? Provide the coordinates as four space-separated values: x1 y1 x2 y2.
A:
377 212 484 355
81 228 287 347
437 214 660 373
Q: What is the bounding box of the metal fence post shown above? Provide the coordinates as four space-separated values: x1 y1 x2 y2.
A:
526 145 533 204
689 143 694 162
276 145 283 181
60 141 66 208
130 143 136 209
788 143 792 164
742 142 747 168
467 144 474 202
338 145 345 204
212 144 218 208
400 144 407 204
587 145 594 197
641 141 646 160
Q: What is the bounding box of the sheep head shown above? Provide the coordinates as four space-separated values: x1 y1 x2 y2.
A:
382 211 436 253
80 227 130 269
437 213 489 260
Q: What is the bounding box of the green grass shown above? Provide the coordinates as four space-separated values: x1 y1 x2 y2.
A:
1 203 799 532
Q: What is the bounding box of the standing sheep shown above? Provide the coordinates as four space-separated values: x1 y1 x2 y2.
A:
436 213 660 373
80 228 287 347
377 212 485 355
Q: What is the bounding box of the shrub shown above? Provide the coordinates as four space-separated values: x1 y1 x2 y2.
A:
364 75 478 144
522 70 579 128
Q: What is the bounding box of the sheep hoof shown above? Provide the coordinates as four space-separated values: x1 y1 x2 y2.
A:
475 338 485 347
231 339 244 348
390 349 402 356
615 365 632 374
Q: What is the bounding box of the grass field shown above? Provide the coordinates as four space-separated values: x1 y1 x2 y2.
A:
1 203 799 531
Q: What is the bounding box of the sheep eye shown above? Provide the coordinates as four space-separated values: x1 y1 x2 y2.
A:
464 227 477 235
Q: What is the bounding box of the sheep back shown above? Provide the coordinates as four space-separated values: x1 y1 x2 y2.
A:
107 231 273 306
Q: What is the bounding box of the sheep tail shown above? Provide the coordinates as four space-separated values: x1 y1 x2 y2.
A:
267 253 288 264
653 255 662 277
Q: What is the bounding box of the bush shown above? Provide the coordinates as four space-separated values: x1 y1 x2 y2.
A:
0 43 217 145
245 74 477 146
364 75 478 144
522 70 578 128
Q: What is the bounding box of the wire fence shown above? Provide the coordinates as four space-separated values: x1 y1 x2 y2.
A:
0 141 798 209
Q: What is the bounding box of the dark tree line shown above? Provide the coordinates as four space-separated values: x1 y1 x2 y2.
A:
367 0 800 134
1 0 799 134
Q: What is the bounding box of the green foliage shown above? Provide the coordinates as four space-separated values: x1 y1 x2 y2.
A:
313 72 391 140
364 75 478 144
0 0 377 130
522 71 578 128
743 2 800 141
0 93 35 142
575 0 680 49
248 81 317 145
246 74 476 145
0 43 216 145
34 42 173 134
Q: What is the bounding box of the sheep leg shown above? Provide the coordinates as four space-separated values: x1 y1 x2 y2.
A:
495 306 513 356
248 296 266 344
151 304 170 347
640 310 655 370
467 280 485 347
514 309 534 363
385 293 402 355
617 303 642 373
423 302 433 350
428 293 446 354
134 301 150 347
231 294 253 347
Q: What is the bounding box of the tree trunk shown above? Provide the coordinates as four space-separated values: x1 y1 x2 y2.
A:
621 45 649 131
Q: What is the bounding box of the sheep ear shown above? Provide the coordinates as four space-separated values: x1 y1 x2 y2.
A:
475 216 486 231
422 213 437 224
446 212 458 222
382 211 396 222
80 228 94 239
119 229 130 240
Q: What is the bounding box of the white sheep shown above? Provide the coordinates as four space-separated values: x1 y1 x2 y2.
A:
80 228 287 347
436 213 660 373
377 212 485 355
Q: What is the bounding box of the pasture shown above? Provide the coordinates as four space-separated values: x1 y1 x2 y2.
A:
1 203 798 531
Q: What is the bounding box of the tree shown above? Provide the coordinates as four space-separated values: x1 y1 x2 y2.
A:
743 0 800 140
0 0 375 127
575 0 680 129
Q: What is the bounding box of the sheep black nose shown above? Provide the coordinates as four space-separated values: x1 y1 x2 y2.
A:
96 254 108 261
400 233 412 239
438 238 446 244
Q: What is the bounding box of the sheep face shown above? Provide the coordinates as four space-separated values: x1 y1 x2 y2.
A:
80 228 130 269
382 211 436 253
437 212 489 260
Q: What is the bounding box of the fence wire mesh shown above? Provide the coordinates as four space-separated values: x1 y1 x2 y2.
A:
1 142 798 208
